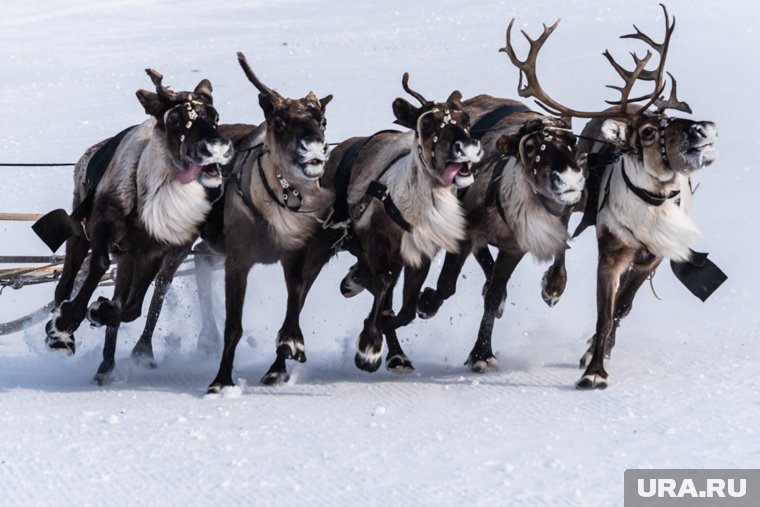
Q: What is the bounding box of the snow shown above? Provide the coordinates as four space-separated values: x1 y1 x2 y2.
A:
1 0 758 505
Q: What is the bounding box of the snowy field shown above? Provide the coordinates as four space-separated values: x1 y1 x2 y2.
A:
1 0 758 505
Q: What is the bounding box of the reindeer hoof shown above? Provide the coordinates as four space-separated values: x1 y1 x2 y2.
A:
575 374 609 390
386 354 414 374
92 360 116 386
260 370 290 386
542 287 561 307
45 319 76 356
276 342 306 363
206 380 234 395
465 354 498 373
340 264 365 298
86 297 121 327
416 287 442 319
355 350 382 373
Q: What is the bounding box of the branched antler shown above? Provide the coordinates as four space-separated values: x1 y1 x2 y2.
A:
237 52 283 102
401 72 429 106
500 4 689 119
655 72 692 114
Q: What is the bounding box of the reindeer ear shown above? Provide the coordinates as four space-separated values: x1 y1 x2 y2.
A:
193 79 213 104
392 98 420 129
136 90 165 119
601 119 630 149
446 90 463 106
258 93 277 120
319 94 333 111
496 134 521 157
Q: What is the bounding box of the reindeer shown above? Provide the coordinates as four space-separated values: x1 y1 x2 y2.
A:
413 20 587 373
301 75 484 377
42 70 234 383
202 53 334 393
505 5 719 389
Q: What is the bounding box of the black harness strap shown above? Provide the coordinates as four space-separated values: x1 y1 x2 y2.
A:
33 125 139 252
572 145 618 238
483 157 510 225
229 143 264 219
366 179 412 232
621 161 680 206
469 105 530 140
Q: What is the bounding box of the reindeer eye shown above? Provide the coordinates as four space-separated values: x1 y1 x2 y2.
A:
321 117 327 128
640 126 657 140
273 118 287 133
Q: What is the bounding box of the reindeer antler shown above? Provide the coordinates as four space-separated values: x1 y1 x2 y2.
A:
501 4 688 119
605 3 673 111
145 68 178 102
401 73 429 106
655 72 692 114
237 52 283 101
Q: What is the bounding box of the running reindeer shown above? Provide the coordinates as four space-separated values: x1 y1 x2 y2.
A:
312 74 483 376
42 70 234 384
513 5 719 388
414 20 586 372
203 53 334 393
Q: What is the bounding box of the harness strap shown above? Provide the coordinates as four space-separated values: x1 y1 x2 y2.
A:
328 129 400 228
469 105 531 140
366 180 412 232
670 249 727 302
572 145 617 238
621 160 680 206
483 158 510 225
230 144 264 219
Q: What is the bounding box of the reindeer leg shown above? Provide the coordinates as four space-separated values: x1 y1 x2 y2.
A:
355 236 399 373
207 256 254 393
541 215 571 307
54 235 90 305
579 253 662 368
577 232 636 389
45 218 120 355
262 233 338 385
384 263 430 373
195 246 223 356
93 324 120 386
466 250 524 373
417 240 472 319
542 250 567 307
130 246 191 367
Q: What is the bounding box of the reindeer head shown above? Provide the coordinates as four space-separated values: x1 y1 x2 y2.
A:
502 4 717 183
392 74 483 189
237 52 332 181
136 70 233 188
497 117 585 206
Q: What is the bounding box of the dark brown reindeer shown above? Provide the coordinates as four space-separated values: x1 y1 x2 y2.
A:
203 53 334 393
315 74 483 375
43 69 234 383
414 20 586 372
506 5 719 389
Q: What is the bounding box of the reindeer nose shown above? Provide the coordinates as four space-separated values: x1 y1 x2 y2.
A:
453 141 466 157
690 124 707 139
300 135 324 149
551 172 563 188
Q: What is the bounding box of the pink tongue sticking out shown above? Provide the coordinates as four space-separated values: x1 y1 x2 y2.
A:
177 164 203 184
442 162 463 186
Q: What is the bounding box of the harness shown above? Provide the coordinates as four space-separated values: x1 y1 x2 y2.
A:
32 125 138 252
571 132 726 301
482 126 574 225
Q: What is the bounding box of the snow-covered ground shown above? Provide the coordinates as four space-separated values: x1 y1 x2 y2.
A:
1 1 758 505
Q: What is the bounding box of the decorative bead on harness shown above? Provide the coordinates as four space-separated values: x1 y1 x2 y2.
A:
658 116 672 169
415 107 463 169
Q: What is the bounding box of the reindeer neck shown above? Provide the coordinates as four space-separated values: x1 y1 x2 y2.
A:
619 154 684 196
